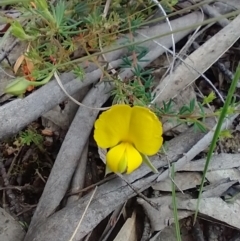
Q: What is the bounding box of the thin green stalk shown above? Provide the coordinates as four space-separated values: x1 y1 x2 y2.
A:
0 0 30 4
171 164 182 241
194 64 240 223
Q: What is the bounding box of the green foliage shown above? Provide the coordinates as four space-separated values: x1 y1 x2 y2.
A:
0 0 30 5
178 99 195 115
72 65 85 80
19 128 43 146
202 91 216 105
161 0 178 12
112 40 155 105
19 221 29 231
219 129 233 140
4 0 157 96
193 121 207 133
158 99 175 114
154 98 207 132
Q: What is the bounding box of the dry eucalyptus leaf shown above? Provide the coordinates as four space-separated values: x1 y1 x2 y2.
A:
99 204 126 241
176 197 240 229
206 169 240 183
137 195 192 232
178 154 240 171
150 225 180 241
98 147 107 164
0 208 25 241
202 180 238 198
152 172 202 191
113 212 137 241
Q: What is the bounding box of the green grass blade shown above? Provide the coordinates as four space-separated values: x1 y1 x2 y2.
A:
194 64 240 223
171 164 182 241
0 0 30 4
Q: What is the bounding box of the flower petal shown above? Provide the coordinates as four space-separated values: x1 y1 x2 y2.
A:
125 143 142 174
106 143 142 174
129 106 163 155
94 105 131 148
106 142 127 173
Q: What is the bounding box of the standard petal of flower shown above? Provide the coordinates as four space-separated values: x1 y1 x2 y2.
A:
106 143 127 173
129 106 163 155
125 143 142 174
94 105 132 148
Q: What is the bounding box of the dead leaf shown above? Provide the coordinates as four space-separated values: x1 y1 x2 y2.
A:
41 128 53 136
0 207 25 241
5 146 16 156
99 204 126 241
14 54 25 73
176 197 240 229
178 154 240 172
25 57 34 75
137 195 192 232
13 43 36 91
206 169 240 183
152 172 202 191
202 180 238 198
114 212 137 241
98 147 107 164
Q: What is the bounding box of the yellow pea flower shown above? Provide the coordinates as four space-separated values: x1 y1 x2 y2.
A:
94 105 163 174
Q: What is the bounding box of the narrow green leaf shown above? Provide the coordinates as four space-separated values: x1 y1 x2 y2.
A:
194 121 207 133
189 99 195 112
171 164 182 241
141 154 159 173
179 105 190 115
197 101 205 117
194 64 240 223
11 21 34 41
0 0 30 5
105 165 112 176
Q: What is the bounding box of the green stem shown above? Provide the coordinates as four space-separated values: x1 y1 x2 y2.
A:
194 64 240 223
